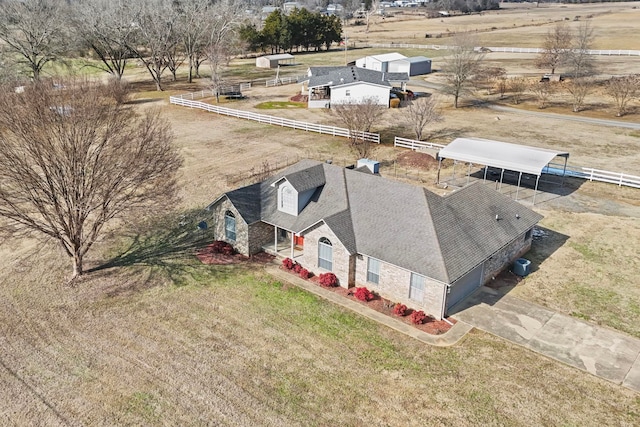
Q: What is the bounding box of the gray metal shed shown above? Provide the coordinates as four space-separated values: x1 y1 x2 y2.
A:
256 53 295 69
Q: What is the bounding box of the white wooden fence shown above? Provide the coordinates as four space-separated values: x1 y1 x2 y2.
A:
394 136 446 151
170 91 638 190
169 96 380 143
583 168 640 189
369 43 640 56
265 75 307 87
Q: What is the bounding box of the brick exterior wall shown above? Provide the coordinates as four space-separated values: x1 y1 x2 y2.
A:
248 222 275 255
355 255 447 320
482 229 534 283
300 223 352 288
208 198 250 256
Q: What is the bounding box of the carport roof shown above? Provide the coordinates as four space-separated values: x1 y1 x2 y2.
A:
438 137 569 176
261 53 294 61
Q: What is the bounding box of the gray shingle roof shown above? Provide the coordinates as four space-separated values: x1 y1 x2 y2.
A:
308 66 407 89
211 160 542 284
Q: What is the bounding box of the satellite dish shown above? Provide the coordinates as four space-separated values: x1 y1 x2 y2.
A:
197 221 208 231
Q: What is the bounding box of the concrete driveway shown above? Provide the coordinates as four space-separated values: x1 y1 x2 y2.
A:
452 287 640 393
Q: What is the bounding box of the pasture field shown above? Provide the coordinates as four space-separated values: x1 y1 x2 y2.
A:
2 2 640 424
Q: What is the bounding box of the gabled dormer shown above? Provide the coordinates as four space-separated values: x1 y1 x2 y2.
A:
272 164 326 216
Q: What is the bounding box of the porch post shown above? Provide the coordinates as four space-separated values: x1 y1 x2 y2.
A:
274 226 278 255
515 172 522 201
290 232 295 259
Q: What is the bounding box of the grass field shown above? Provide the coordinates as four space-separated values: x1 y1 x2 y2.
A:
2 2 640 424
1 223 639 425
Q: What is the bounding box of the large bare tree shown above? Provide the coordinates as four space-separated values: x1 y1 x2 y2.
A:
71 0 136 80
508 76 528 105
568 20 596 78
175 0 210 83
0 0 68 80
0 79 182 278
607 75 639 117
331 97 386 159
535 22 572 75
442 34 484 108
205 1 242 102
530 80 555 109
405 96 443 141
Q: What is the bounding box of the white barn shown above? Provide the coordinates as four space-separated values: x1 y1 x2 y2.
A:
356 53 432 76
355 53 407 72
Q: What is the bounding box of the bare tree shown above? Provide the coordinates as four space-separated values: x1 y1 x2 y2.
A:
0 0 68 80
331 97 386 159
472 66 506 95
508 77 528 105
530 81 555 109
535 22 572 75
175 0 210 83
607 75 639 117
205 1 242 103
405 96 443 141
364 0 380 34
0 78 182 278
442 33 484 108
568 21 595 78
496 75 508 100
565 78 592 113
71 0 135 80
125 2 178 91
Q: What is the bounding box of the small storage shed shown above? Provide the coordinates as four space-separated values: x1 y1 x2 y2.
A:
256 53 295 69
388 56 432 76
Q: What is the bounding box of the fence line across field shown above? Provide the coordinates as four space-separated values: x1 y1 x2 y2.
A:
369 43 640 56
169 94 380 143
170 91 638 190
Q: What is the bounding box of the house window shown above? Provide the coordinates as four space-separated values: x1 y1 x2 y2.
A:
224 211 236 242
280 184 296 213
409 273 426 302
367 257 380 285
318 237 333 271
345 89 350 97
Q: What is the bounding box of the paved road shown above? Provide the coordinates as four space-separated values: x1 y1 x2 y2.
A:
452 287 640 393
408 80 640 130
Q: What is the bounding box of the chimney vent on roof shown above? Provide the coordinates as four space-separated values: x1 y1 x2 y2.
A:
325 159 333 164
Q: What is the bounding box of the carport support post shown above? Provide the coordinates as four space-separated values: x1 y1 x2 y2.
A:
436 158 442 184
562 156 568 187
499 168 505 190
452 162 456 185
466 162 472 185
515 172 522 201
533 175 540 205
483 165 488 182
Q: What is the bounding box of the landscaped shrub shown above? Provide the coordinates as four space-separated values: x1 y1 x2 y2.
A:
211 240 234 255
410 310 427 325
282 258 294 270
293 263 302 273
318 272 338 287
393 303 407 316
354 287 374 302
299 268 310 279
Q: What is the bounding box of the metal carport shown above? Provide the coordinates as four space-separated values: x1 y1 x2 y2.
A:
436 137 569 204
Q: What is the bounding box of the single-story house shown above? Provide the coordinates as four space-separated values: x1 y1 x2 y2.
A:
356 53 432 76
305 66 409 108
256 53 295 69
206 159 542 319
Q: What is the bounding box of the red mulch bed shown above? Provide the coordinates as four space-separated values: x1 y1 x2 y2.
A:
303 271 455 335
396 150 440 170
195 245 275 265
289 93 308 103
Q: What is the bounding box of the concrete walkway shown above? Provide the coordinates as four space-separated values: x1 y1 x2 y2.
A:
265 265 473 347
451 287 640 393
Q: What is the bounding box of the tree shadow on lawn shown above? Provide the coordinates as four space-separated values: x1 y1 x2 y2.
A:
89 209 215 284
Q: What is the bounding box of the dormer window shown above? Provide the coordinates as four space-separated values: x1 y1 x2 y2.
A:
278 182 298 216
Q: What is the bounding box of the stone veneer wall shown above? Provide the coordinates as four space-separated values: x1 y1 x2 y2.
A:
248 222 275 255
300 223 351 288
482 230 534 283
355 255 447 320
209 197 249 256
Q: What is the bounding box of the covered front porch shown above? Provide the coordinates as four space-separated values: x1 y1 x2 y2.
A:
262 225 304 259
